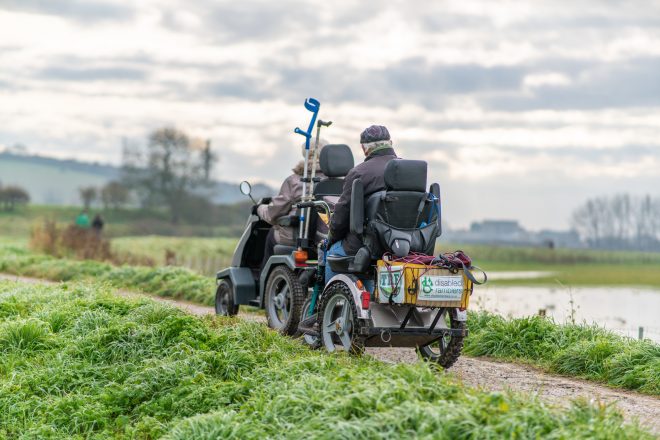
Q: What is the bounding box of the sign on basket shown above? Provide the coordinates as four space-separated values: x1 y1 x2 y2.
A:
418 275 464 301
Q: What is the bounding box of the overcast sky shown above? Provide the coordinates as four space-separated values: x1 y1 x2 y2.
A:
1 0 659 229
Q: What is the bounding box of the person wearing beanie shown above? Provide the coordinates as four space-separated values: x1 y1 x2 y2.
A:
325 125 398 287
257 138 329 270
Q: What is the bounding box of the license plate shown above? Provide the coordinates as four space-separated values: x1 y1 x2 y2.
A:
418 275 464 301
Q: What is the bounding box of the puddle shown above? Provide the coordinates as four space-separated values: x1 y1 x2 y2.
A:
472 286 660 343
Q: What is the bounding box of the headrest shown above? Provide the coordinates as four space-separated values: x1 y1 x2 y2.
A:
384 159 427 191
320 144 354 178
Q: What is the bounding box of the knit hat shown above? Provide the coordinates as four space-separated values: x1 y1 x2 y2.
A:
360 125 390 144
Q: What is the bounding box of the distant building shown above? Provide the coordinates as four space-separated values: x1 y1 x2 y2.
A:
443 219 584 249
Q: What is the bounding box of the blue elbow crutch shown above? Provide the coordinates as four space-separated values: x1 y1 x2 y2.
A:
293 98 320 246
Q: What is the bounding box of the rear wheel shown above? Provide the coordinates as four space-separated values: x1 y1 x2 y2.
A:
265 266 305 335
215 279 239 316
319 282 364 354
418 309 465 369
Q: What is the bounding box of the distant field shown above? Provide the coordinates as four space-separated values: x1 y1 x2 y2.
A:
113 236 236 275
436 242 660 288
2 205 660 288
117 237 660 288
0 205 243 238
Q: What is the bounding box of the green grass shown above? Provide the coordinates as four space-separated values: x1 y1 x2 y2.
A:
0 280 653 439
1 244 659 396
0 245 217 306
465 312 660 395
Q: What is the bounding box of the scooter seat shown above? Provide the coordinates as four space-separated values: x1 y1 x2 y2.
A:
274 245 296 255
327 255 354 273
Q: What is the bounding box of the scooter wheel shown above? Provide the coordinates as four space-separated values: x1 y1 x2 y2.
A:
417 310 465 369
265 265 305 335
215 279 239 316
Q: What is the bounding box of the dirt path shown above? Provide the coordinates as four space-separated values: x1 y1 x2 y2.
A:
1 273 658 434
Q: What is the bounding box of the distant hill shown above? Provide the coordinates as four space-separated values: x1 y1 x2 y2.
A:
0 152 274 206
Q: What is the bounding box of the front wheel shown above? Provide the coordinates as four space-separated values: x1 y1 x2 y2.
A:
319 282 364 354
265 266 305 335
215 279 239 316
418 309 466 369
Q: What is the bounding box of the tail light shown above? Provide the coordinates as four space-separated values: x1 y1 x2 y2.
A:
294 249 308 265
361 290 370 310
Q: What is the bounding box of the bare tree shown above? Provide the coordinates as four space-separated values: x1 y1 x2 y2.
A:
0 185 30 211
100 181 129 210
79 186 97 209
122 127 217 223
572 194 660 250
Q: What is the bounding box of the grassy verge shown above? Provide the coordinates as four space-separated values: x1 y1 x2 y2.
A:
0 245 216 306
0 281 653 439
1 245 658 396
465 312 660 395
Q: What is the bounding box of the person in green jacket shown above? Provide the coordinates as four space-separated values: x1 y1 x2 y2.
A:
75 211 90 228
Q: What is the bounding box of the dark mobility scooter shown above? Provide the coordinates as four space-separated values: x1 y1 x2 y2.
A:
215 97 356 336
300 158 478 368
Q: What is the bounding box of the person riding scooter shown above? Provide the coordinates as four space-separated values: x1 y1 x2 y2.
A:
325 125 398 286
257 139 329 269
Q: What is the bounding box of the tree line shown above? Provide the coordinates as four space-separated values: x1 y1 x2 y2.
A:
0 184 29 211
571 194 660 251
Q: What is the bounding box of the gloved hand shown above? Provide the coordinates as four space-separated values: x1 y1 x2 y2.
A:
251 204 260 215
258 197 272 205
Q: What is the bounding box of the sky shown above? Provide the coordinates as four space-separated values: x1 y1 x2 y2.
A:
0 0 659 230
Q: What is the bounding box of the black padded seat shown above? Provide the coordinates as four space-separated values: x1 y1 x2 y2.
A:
313 144 354 198
320 144 354 177
327 255 354 273
273 245 296 256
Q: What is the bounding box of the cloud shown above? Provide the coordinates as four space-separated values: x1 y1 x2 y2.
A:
485 57 660 110
1 0 660 229
1 0 134 22
37 66 146 82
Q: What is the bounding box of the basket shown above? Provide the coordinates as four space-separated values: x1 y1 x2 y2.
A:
375 260 472 308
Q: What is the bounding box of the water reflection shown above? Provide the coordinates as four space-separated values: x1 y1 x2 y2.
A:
472 285 660 343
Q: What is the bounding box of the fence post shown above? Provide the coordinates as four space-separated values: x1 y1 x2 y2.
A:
638 326 644 340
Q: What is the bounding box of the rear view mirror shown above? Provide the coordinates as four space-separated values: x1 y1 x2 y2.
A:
239 181 252 196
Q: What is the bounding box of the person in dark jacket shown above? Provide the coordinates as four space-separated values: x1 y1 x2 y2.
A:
91 214 104 236
325 125 398 286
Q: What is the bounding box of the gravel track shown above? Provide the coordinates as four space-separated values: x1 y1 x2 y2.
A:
1 273 658 434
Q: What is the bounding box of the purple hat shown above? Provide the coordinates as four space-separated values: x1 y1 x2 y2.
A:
360 125 390 144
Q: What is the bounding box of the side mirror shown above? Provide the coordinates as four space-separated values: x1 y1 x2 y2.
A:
350 178 364 235
239 181 252 196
